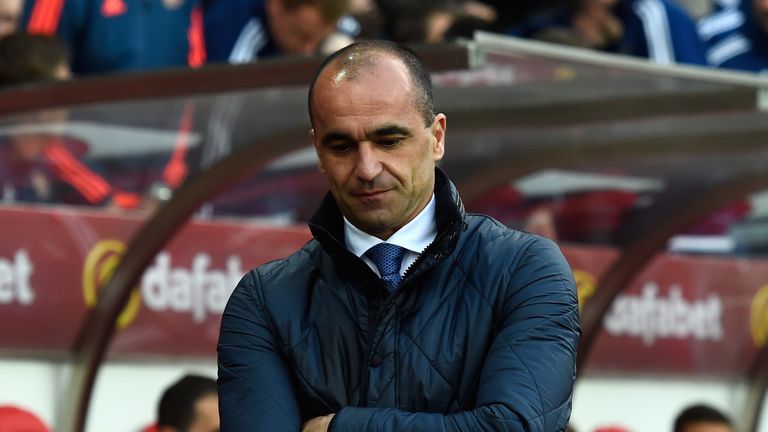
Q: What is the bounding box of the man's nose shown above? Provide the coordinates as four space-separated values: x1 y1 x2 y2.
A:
354 143 382 182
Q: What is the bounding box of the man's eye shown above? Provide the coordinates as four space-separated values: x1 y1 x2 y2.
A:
329 143 351 154
379 138 401 148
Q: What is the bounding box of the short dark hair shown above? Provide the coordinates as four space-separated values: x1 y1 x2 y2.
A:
0 32 69 88
157 375 217 431
674 404 732 432
308 40 436 127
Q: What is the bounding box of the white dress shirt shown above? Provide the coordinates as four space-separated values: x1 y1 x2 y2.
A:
344 194 437 277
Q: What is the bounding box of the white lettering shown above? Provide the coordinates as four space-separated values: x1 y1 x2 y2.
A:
140 252 242 322
0 260 13 303
141 254 170 309
169 268 192 311
15 251 34 304
0 250 35 305
603 282 724 345
191 254 210 322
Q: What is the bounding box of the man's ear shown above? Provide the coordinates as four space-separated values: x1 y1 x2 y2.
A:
431 113 446 161
310 128 326 173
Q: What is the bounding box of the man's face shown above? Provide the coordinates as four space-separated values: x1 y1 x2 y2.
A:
267 0 335 55
754 0 768 33
311 55 446 239
186 394 219 432
679 422 734 432
0 0 22 37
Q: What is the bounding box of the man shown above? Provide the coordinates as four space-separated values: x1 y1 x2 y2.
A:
218 40 580 431
698 0 768 71
204 0 353 64
154 375 219 432
673 404 734 432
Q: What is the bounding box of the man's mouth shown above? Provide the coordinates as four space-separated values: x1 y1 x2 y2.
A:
353 189 390 198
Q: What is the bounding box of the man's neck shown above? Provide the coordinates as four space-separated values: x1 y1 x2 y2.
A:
344 194 437 258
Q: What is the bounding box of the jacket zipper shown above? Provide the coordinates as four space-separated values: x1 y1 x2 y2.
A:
359 221 457 405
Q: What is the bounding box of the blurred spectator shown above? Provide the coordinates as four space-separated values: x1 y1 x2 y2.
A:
345 0 383 39
474 1 569 29
0 0 22 37
698 0 768 71
509 0 708 65
0 405 49 432
0 32 141 209
523 207 559 240
0 32 70 86
204 0 354 63
144 374 219 432
21 0 205 75
673 404 734 432
0 129 141 207
375 0 496 44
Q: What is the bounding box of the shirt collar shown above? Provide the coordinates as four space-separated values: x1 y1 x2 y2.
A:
344 194 436 257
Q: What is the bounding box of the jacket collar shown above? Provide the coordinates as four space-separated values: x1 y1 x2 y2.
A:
308 168 466 266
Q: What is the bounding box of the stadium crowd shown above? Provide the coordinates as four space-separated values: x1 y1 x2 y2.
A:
0 0 765 84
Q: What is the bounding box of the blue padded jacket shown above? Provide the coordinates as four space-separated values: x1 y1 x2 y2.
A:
218 168 580 431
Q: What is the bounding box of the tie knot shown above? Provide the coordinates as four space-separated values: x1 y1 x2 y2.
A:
365 243 407 278
365 243 407 294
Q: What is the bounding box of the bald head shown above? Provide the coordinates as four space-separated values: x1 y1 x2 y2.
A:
308 40 435 128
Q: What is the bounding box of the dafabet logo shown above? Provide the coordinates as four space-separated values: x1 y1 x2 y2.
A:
82 239 244 329
573 269 596 313
82 240 141 329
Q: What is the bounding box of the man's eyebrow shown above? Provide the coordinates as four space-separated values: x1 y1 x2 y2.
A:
320 126 413 145
367 125 412 138
320 131 353 145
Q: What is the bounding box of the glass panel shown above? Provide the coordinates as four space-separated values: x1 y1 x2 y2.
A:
0 85 319 431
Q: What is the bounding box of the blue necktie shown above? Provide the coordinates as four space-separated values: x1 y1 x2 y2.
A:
365 243 407 294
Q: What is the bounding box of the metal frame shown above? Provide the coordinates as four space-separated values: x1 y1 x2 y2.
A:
472 31 768 90
0 44 470 117
745 345 768 432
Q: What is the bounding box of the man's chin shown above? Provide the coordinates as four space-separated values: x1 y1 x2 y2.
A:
345 212 394 235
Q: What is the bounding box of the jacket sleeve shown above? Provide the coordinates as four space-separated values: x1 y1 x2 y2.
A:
664 0 708 66
218 270 302 432
23 0 84 43
331 237 580 432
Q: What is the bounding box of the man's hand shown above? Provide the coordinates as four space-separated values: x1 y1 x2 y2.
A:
302 414 335 432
